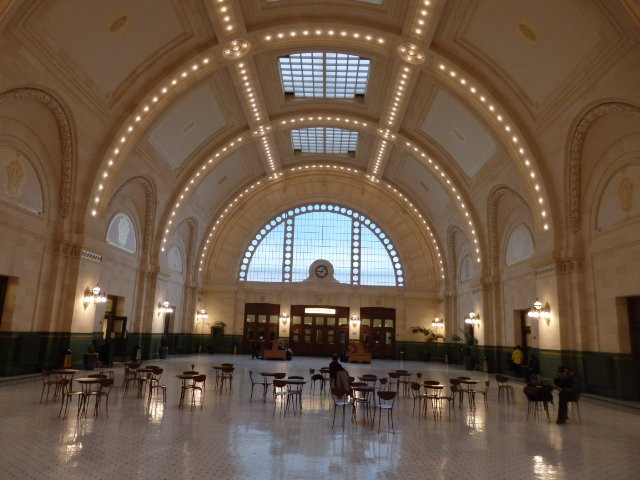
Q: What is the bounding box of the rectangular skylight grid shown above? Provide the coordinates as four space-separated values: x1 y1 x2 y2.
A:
291 128 358 154
279 52 370 99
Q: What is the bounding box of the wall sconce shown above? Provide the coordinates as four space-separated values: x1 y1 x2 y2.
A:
431 315 444 328
158 300 173 315
528 298 551 325
464 312 480 326
195 308 208 320
279 312 289 326
83 284 107 309
351 314 361 329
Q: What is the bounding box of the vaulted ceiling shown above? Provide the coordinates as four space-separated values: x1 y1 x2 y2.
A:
3 0 638 284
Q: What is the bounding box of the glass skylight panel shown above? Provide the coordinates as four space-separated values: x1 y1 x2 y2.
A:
291 128 358 154
279 52 371 99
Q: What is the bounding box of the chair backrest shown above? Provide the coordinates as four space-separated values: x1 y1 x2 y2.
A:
99 378 114 392
351 381 367 388
496 374 509 384
388 372 401 379
361 374 377 380
377 390 397 404
273 372 286 379
424 380 440 386
222 367 234 374
410 382 422 394
273 379 287 389
288 375 304 380
458 376 471 381
449 378 461 387
194 374 207 384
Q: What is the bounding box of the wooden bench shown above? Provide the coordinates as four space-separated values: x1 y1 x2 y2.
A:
347 342 372 363
262 340 287 360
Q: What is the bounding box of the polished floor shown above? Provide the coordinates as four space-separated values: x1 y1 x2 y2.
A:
1 354 639 480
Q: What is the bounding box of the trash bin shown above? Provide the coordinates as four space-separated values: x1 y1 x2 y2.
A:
134 345 142 361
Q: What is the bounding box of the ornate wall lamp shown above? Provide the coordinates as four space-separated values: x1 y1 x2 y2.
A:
157 300 173 316
528 299 551 325
431 315 444 328
351 314 361 329
195 308 209 320
464 312 481 327
279 312 290 327
83 284 107 309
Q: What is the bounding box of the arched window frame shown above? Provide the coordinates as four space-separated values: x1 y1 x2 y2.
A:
238 203 404 286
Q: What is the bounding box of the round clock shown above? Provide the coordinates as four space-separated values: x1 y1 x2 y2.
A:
314 264 329 278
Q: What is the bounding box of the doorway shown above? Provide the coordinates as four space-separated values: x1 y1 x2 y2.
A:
627 296 640 399
102 296 127 363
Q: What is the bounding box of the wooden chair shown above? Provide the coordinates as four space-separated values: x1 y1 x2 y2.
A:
474 380 490 408
440 385 457 420
180 374 206 408
410 382 428 417
496 374 515 403
58 378 85 418
272 379 290 415
219 367 234 392
351 382 373 423
40 370 58 403
331 388 356 429
95 378 114 416
373 390 397 433
249 370 270 402
147 367 166 407
523 385 552 422
286 376 305 414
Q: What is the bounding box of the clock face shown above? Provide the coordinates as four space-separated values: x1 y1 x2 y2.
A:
314 265 328 278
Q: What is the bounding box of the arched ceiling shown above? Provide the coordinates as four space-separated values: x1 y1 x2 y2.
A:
4 0 637 279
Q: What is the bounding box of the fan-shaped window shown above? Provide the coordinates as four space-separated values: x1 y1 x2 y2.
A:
505 224 534 266
239 204 404 286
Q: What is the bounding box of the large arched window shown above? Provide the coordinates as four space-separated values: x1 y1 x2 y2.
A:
239 204 404 286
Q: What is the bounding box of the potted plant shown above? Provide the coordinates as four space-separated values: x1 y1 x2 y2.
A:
411 326 444 361
209 321 226 354
83 342 99 370
452 328 478 370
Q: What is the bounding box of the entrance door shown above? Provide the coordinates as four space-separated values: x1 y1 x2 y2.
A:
361 307 395 359
628 296 640 399
243 303 280 353
290 305 349 357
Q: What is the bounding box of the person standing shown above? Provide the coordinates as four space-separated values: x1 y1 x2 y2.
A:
554 366 578 424
511 345 524 377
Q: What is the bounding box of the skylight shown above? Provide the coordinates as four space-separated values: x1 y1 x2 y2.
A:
279 52 371 99
291 128 358 154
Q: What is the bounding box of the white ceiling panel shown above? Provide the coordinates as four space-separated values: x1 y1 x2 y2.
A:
421 89 497 179
148 83 228 169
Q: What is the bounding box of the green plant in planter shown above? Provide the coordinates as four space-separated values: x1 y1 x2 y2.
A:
411 326 444 361
452 328 478 370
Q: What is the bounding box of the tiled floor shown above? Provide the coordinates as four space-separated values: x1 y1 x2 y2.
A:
1 354 639 480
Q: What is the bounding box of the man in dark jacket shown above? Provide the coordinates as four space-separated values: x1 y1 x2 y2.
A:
553 366 578 424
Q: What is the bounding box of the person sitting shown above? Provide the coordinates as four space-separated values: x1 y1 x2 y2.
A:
553 366 578 424
251 340 262 359
525 354 541 384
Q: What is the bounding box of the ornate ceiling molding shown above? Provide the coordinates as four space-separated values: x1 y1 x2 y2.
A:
0 87 73 218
